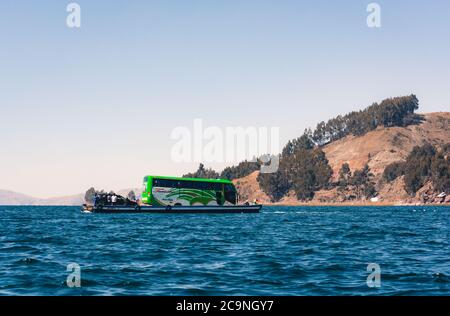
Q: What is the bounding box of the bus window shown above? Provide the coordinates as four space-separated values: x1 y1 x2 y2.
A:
153 178 177 188
198 182 208 190
179 180 194 189
186 181 194 189
184 181 193 189
177 180 199 190
191 181 200 189
224 184 237 204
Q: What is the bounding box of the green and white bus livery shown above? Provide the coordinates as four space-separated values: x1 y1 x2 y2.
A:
141 176 238 207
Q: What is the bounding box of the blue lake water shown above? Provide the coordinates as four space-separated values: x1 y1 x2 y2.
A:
0 205 449 295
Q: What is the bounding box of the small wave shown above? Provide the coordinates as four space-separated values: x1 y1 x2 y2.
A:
119 266 146 273
432 272 449 283
169 284 210 295
193 262 226 270
1 245 37 252
73 278 101 287
114 279 146 287
16 257 40 264
286 240 307 246
397 231 419 237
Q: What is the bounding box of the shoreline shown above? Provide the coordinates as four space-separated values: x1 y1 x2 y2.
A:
266 201 450 207
0 202 449 207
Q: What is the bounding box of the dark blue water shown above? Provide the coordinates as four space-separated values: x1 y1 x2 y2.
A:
0 206 449 295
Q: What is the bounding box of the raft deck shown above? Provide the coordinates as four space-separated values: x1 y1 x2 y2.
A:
81 204 261 214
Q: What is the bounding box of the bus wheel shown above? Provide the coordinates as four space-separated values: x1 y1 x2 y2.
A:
174 203 182 206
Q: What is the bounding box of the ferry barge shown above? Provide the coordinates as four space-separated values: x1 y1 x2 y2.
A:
82 204 261 214
81 175 261 214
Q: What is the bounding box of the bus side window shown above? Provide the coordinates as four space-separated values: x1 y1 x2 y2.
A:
187 181 195 189
179 181 196 190
154 179 176 188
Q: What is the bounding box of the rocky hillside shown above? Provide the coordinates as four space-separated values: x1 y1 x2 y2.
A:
234 112 450 205
323 112 450 180
233 171 271 204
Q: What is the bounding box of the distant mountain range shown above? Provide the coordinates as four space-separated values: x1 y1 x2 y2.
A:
0 189 140 206
0 190 84 206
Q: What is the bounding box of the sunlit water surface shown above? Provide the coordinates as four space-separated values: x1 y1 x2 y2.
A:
0 206 449 295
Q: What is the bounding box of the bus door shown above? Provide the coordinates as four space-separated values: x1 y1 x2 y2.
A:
214 183 224 206
224 184 237 205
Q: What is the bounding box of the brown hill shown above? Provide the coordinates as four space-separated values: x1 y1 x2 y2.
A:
234 112 450 205
233 171 271 204
323 112 450 180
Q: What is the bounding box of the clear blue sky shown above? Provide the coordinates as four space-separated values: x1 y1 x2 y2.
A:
1 1 449 198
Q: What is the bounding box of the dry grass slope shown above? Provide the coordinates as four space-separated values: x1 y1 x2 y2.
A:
234 112 450 205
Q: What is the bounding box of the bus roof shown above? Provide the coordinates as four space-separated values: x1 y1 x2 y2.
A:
143 175 233 184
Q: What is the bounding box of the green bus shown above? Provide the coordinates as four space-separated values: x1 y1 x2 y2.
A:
141 176 238 206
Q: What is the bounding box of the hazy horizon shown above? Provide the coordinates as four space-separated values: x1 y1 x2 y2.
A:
1 1 450 198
